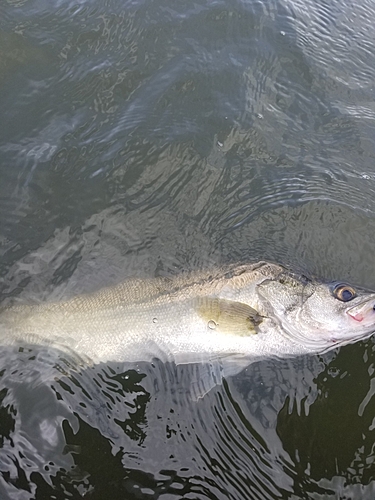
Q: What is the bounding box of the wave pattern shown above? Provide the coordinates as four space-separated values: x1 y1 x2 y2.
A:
2 0 375 497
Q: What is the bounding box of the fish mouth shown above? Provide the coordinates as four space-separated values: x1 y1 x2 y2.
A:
346 297 375 323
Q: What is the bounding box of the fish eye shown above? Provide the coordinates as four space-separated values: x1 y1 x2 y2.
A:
333 284 357 302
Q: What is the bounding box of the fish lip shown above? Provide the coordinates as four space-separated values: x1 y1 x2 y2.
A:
346 295 375 321
347 311 363 322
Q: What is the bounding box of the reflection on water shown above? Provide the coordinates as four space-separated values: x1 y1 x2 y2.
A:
0 346 311 498
278 341 375 488
1 0 375 496
0 341 374 498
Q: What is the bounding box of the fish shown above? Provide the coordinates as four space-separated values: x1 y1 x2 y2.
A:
1 261 374 398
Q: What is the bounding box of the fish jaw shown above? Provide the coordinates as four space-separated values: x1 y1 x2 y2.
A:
322 295 375 346
346 299 375 328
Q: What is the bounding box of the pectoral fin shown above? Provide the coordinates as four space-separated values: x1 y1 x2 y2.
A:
197 298 262 336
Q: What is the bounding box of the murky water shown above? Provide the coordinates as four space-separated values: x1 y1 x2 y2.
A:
1 0 375 497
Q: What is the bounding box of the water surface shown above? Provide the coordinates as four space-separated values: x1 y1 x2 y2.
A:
1 0 375 497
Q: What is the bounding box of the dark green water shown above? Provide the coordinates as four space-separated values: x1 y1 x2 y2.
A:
1 0 375 497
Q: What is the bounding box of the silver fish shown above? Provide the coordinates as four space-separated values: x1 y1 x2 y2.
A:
1 261 374 397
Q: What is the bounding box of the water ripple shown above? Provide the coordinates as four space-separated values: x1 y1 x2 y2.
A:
285 0 375 89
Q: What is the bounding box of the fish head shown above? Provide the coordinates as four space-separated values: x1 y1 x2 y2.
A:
257 271 375 352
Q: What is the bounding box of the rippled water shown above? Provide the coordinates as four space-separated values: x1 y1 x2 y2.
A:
1 0 375 497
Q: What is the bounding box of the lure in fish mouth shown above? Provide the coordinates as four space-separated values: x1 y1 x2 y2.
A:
256 271 375 352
